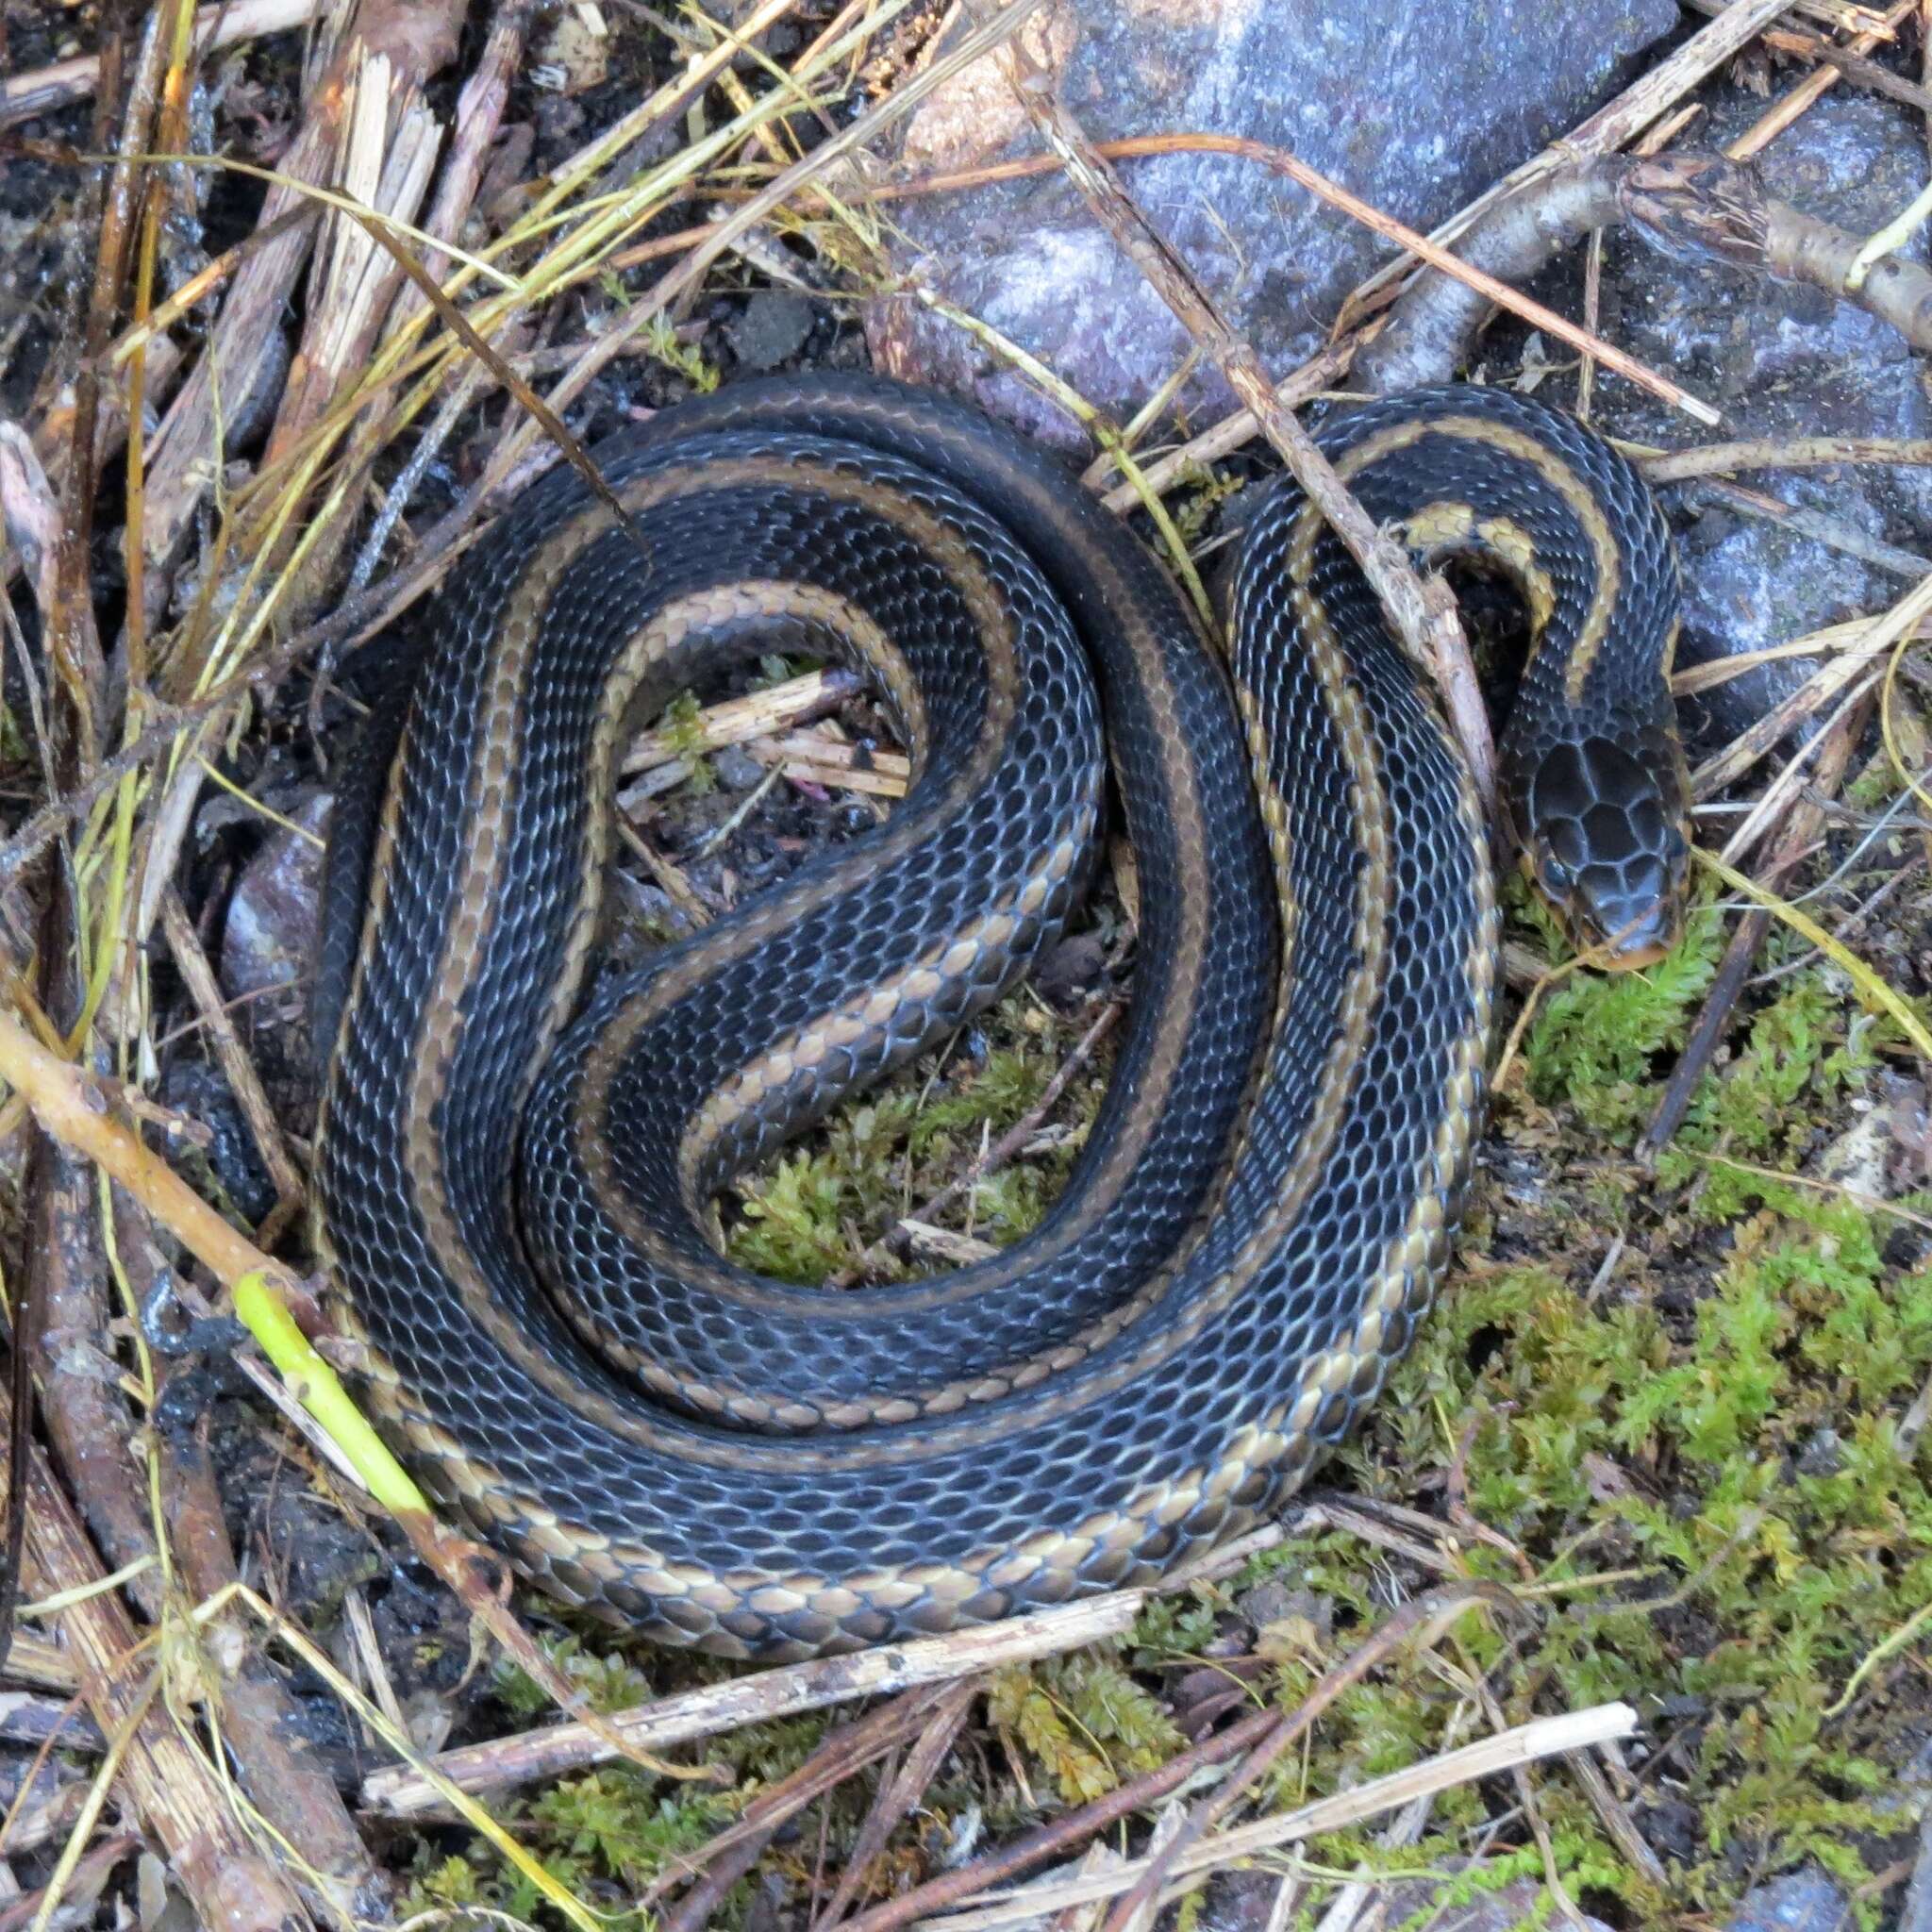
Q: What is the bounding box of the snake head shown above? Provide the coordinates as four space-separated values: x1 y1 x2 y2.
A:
1522 736 1691 971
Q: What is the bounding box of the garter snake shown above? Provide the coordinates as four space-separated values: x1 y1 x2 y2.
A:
314 376 1689 1658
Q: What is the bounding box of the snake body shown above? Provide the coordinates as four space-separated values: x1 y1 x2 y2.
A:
315 376 1686 1658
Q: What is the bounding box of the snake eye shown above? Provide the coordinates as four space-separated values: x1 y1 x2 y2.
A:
1539 851 1574 898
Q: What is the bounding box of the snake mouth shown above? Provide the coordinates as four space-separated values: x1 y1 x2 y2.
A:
1571 891 1679 973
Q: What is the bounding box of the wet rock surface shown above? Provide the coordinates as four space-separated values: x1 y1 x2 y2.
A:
217 786 330 1094
219 789 330 1005
1584 88 1932 741
1724 1867 1849 1932
867 0 1676 446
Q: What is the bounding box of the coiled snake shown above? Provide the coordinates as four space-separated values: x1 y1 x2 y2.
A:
314 375 1689 1658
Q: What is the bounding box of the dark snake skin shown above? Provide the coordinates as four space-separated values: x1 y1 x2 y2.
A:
314 376 1685 1658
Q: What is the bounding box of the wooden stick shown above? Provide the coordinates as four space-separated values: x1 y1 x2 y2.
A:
159 891 305 1233
0 1391 303 1930
867 133 1711 422
0 0 319 131
1682 0 1932 111
1641 434 1932 482
1098 0 1792 512
1094 137 1716 425
1343 0 1803 320
0 1009 708 1788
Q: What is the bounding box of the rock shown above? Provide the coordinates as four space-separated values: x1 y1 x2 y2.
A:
866 0 1677 446
1236 1576 1334 1643
218 788 330 1103
729 290 819 372
1030 931 1108 1008
220 790 330 1006
1587 88 1932 742
1197 1868 1614 1932
1724 1868 1848 1932
1794 1426 1843 1479
714 743 767 791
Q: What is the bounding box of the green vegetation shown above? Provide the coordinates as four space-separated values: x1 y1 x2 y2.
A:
724 1020 1107 1283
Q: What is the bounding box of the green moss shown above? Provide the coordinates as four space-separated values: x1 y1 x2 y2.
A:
989 1650 1185 1804
660 688 717 794
492 1635 657 1721
1326 1153 1931 1911
1520 889 1724 1131
607 274 722 394
724 992 1108 1283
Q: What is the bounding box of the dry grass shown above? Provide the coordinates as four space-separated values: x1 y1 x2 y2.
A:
0 0 1928 1925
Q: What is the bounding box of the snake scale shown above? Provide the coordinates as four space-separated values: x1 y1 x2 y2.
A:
313 375 1690 1658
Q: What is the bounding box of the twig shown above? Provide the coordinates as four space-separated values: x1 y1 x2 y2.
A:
0 1011 709 1790
1687 475 1931 582
157 1425 388 1923
403 0 531 297
0 1383 304 1929
624 670 864 773
743 733 910 798
258 47 450 611
812 1689 976 1932
159 891 306 1237
30 1137 166 1634
1641 434 1932 483
1094 1583 1520 1932
660 1682 978 1932
3 0 172 1698
1095 0 1790 511
1364 151 1932 395
1681 0 1932 112
1716 665 1880 862
843 1700 1289 1932
364 1546 1266 1815
1153 139 1719 422
1340 0 1802 327
0 0 319 131
140 0 462 598
1566 1747 1670 1889
876 132 1716 423
1923 0 1932 164
1688 563 1930 799
0 1834 141 1932
0 1633 77 1694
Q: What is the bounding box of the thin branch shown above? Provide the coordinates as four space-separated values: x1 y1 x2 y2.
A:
0 0 319 130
